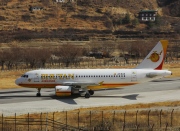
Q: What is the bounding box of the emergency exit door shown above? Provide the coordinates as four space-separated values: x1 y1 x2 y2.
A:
131 71 137 81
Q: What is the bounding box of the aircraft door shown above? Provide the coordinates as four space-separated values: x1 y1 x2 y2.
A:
131 70 137 81
34 73 40 82
74 74 78 80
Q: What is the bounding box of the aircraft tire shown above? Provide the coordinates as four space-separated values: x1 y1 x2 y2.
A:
89 90 94 95
36 93 41 97
85 93 90 98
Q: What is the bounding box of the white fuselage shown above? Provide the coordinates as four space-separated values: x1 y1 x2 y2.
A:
15 69 171 89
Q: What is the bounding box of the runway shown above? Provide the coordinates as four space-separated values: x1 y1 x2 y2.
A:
0 77 180 116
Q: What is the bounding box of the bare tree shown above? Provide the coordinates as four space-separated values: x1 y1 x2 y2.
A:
0 49 8 70
89 43 100 53
174 24 180 33
88 41 113 58
131 41 146 64
118 41 131 64
56 43 82 67
22 48 39 68
171 42 180 61
11 46 24 69
37 48 51 68
5 50 14 70
0 48 15 70
101 42 115 58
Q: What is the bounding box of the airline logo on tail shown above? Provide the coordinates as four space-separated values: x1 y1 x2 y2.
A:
135 40 168 70
148 50 162 62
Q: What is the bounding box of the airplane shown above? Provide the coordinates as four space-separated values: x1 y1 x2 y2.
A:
15 40 172 98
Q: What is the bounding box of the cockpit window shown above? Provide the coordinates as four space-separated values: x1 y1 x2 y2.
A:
21 75 28 78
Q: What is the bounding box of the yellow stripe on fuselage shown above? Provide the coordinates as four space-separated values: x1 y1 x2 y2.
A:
19 83 138 89
88 83 138 90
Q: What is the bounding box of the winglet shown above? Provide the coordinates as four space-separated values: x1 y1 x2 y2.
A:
135 40 168 70
99 81 104 85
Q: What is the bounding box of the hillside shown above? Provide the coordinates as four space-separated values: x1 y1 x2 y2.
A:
0 0 179 42
157 0 180 17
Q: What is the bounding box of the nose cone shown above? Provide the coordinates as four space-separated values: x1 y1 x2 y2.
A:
15 78 21 85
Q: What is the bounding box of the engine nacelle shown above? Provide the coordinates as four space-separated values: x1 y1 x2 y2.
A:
146 72 157 78
55 86 72 96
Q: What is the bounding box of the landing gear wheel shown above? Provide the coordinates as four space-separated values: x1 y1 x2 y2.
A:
36 93 41 97
85 93 90 98
89 90 94 95
36 88 41 97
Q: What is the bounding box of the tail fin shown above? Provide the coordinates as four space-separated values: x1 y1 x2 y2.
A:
135 40 168 70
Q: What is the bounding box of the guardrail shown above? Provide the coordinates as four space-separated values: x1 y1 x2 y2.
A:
0 109 179 131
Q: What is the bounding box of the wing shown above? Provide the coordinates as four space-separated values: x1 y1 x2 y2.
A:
62 81 104 87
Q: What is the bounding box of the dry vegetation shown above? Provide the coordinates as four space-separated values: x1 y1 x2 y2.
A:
0 70 25 89
3 101 179 131
0 0 179 32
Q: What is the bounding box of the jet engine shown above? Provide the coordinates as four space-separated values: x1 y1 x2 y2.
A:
146 72 157 78
55 86 72 96
55 86 80 96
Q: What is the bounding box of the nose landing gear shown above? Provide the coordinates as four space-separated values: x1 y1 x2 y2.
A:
36 88 41 97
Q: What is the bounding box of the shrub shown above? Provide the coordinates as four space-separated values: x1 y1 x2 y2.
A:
0 16 5 21
21 14 31 22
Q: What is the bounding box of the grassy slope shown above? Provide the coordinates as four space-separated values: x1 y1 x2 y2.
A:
0 0 177 31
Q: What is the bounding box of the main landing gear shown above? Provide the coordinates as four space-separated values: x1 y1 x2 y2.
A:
36 88 41 97
84 89 94 98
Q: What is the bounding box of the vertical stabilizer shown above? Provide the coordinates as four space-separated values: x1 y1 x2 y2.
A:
135 40 168 70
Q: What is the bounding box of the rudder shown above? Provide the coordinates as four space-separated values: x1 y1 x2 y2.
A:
135 40 168 70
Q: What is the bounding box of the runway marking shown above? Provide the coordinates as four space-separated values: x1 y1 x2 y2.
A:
150 82 180 86
151 83 172 85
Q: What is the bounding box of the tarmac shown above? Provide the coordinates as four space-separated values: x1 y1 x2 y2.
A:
0 77 180 116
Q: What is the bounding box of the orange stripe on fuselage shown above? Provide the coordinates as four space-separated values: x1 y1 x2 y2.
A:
19 84 59 88
19 83 138 89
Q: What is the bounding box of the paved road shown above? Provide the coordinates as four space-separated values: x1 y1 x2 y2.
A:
0 77 180 116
